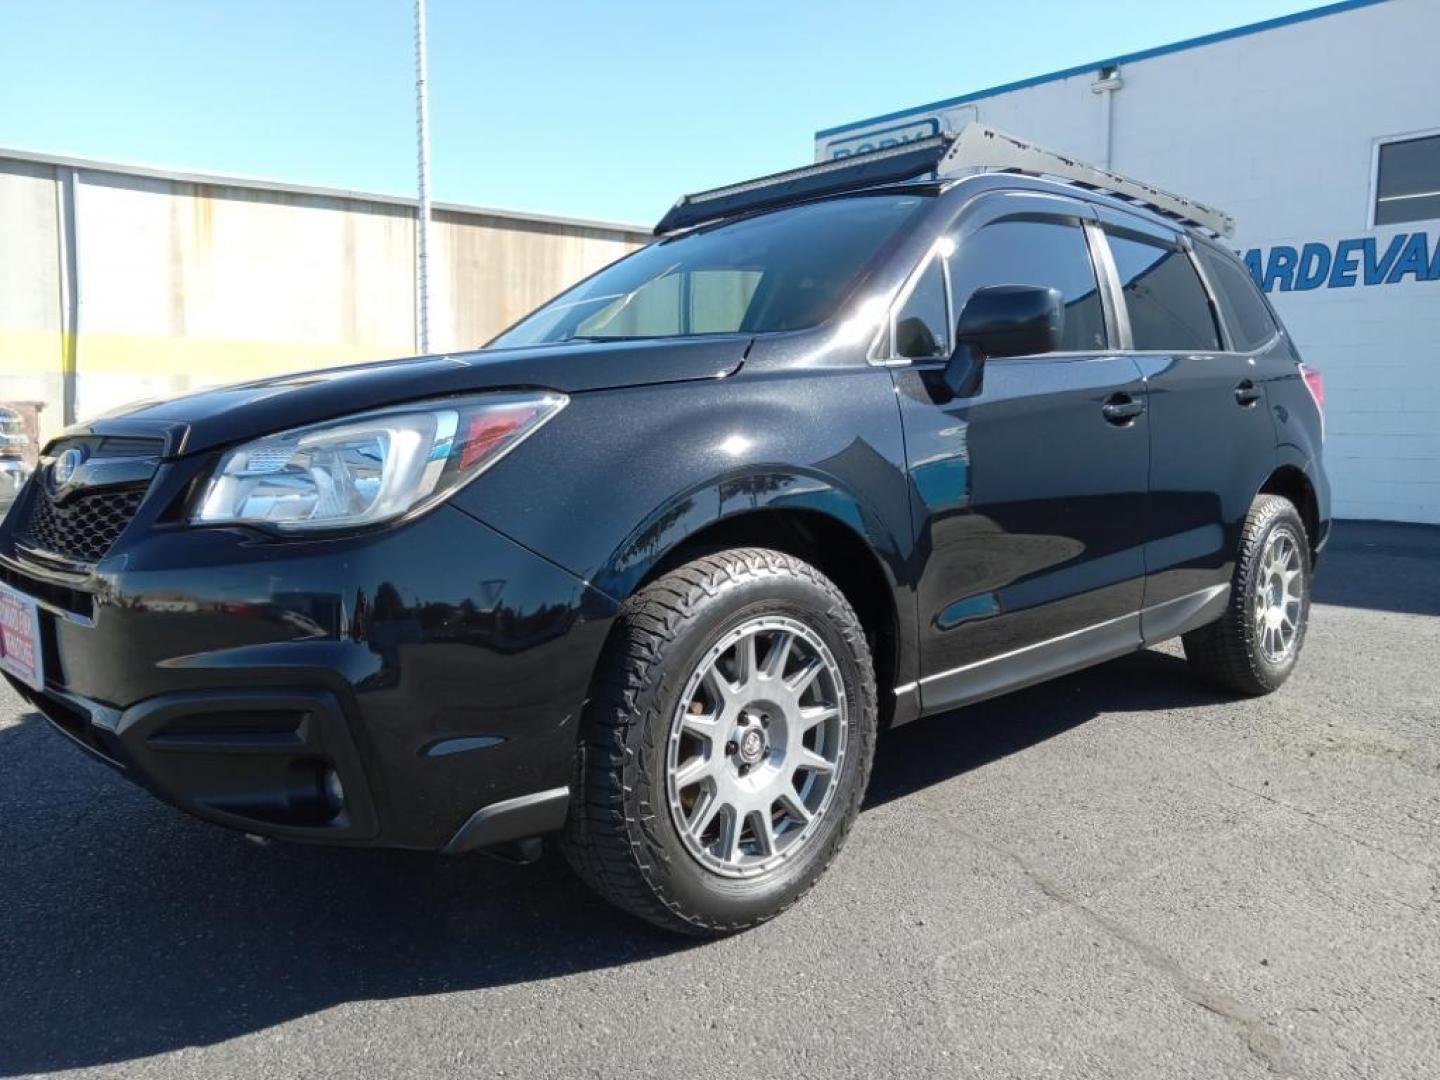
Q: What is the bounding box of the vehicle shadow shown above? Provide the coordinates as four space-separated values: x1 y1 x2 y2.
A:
865 647 1225 809
0 647 1221 1075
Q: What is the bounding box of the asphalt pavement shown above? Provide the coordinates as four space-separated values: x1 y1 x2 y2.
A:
2 520 1437 1079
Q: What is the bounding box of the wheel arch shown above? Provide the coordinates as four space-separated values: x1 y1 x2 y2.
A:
596 490 914 730
1258 464 1320 556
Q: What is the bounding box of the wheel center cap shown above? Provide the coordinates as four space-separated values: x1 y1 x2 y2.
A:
737 727 766 765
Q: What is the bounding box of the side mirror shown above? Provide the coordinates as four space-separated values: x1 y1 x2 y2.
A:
943 285 1064 396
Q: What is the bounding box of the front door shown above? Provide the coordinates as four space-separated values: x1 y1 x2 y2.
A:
887 195 1152 715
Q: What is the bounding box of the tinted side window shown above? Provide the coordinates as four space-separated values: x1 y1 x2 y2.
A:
948 218 1106 353
894 257 949 359
1107 232 1221 352
1196 247 1279 351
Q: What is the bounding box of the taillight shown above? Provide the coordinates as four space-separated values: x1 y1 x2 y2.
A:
1299 363 1324 411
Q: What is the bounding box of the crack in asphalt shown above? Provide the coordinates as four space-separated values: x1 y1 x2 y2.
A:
1204 763 1439 877
948 827 1299 1078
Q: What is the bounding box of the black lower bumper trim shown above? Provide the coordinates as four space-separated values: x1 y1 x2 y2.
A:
443 786 570 854
15 678 381 843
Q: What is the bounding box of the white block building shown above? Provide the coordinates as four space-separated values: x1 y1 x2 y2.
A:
816 0 1440 524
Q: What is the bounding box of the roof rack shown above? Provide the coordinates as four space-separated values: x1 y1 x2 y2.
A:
655 122 1234 239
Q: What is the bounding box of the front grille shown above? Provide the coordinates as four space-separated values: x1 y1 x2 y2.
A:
17 485 148 563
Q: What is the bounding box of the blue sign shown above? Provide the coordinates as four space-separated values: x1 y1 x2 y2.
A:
1243 232 1440 293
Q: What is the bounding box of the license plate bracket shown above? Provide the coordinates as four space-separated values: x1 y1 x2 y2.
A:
0 581 45 691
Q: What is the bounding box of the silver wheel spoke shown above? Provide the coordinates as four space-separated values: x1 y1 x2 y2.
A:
681 710 721 741
702 666 738 709
687 788 723 838
733 632 758 692
674 755 713 788
795 748 835 775
777 790 813 827
762 631 793 680
798 703 837 730
751 810 776 857
786 657 823 697
718 806 743 863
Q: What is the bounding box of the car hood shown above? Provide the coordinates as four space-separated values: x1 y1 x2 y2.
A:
68 336 750 456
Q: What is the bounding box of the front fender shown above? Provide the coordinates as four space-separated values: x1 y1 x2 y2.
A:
591 464 906 601
449 363 917 670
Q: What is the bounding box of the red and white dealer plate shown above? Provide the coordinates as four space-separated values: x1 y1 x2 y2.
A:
0 581 44 692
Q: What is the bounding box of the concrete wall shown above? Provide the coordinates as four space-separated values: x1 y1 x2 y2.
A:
816 0 1440 524
0 152 648 453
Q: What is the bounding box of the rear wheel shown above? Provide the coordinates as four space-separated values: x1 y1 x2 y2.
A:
561 548 877 936
1183 493 1312 695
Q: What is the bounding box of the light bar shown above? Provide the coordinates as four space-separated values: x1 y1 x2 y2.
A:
654 136 950 235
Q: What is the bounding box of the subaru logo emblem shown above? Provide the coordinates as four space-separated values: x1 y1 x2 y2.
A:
48 446 86 493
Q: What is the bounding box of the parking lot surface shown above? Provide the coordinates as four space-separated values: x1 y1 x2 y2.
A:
2 521 1437 1079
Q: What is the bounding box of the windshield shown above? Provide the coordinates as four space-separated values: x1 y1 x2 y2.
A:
488 193 933 348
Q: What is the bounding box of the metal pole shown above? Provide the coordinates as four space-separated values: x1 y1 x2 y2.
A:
1090 66 1123 172
414 0 433 354
55 168 81 427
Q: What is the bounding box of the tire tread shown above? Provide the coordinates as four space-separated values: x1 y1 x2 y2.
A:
1183 494 1309 695
559 547 875 936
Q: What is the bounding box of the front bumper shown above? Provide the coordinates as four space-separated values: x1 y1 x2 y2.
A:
2 497 617 850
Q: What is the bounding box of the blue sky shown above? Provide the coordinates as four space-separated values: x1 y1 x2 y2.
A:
1 0 1337 226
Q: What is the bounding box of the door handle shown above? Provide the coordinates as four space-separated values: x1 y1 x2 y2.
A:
1102 393 1145 425
1234 379 1263 406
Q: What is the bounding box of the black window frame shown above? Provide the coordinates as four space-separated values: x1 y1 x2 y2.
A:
1372 131 1440 228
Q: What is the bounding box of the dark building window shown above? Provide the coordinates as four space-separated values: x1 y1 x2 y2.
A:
1375 134 1440 226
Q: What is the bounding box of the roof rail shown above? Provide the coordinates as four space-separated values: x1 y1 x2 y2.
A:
655 122 1234 239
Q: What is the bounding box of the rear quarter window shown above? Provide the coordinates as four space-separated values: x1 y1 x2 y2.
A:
1196 246 1281 352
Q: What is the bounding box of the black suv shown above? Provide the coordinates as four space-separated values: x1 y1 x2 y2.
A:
0 131 1328 935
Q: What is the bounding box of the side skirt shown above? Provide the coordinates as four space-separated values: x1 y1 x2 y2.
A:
904 584 1230 720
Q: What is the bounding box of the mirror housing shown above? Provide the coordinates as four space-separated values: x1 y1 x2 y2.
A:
943 285 1065 396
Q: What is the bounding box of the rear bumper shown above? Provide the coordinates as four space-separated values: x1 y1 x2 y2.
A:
1 502 616 850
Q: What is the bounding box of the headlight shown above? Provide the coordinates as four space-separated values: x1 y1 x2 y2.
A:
192 392 566 532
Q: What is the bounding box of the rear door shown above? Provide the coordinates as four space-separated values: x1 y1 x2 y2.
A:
887 192 1151 715
1089 208 1278 634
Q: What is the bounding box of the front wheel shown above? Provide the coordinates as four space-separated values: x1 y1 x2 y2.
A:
1183 493 1313 695
561 548 878 936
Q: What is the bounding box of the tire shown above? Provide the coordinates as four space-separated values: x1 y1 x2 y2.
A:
561 548 878 936
1182 493 1312 695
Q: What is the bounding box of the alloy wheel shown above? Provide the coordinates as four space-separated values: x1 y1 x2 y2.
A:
1254 525 1305 664
665 615 848 879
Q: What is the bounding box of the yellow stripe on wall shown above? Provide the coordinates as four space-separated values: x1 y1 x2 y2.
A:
0 327 413 379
